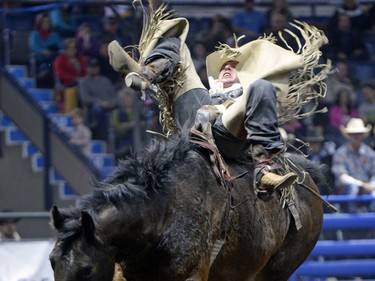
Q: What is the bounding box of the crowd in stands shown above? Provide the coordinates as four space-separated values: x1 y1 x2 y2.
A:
3 0 375 209
21 3 157 160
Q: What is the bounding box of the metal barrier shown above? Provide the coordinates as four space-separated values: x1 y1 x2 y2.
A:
323 212 375 230
290 212 375 280
323 194 375 203
0 211 50 220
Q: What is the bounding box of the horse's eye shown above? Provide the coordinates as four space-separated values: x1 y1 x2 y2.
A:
78 266 93 279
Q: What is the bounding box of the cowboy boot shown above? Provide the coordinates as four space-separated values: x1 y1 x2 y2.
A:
252 144 297 192
108 40 142 75
125 58 171 91
108 39 171 91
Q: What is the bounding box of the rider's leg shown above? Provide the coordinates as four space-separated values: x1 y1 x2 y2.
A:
221 79 297 192
108 37 210 128
108 37 181 90
246 79 297 192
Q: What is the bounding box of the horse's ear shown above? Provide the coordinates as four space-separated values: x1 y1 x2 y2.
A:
81 211 96 240
51 205 64 230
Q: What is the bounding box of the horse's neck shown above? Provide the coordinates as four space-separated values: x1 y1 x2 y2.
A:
96 203 161 252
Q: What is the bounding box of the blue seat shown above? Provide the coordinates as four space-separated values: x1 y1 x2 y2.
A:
58 181 78 199
5 127 27 145
90 153 115 168
50 168 64 185
50 113 73 129
5 65 27 79
28 88 53 102
90 140 107 154
22 141 38 158
0 112 15 130
40 101 58 114
31 152 44 172
17 77 36 89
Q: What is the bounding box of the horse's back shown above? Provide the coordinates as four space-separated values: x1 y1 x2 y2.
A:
208 154 324 281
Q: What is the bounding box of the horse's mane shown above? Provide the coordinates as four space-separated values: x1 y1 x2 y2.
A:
55 129 198 241
93 128 194 205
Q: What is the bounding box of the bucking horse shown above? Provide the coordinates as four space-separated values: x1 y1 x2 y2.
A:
49 128 327 281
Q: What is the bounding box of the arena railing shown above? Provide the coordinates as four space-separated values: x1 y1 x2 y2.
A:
290 208 375 280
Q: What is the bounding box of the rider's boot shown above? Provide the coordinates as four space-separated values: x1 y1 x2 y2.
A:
125 58 171 91
108 40 142 75
108 40 171 91
251 144 297 193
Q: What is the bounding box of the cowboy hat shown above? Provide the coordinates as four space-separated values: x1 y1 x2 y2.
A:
340 118 372 137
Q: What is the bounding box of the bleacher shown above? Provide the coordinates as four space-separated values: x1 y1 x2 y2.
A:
0 64 116 199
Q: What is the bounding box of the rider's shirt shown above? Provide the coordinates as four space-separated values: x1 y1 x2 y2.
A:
209 78 243 105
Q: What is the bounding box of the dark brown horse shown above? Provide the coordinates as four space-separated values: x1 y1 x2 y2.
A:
49 129 325 281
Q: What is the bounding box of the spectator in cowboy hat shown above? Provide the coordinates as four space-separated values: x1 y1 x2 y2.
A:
0 209 21 241
332 118 375 211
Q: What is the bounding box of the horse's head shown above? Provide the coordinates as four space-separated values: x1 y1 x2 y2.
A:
49 206 116 281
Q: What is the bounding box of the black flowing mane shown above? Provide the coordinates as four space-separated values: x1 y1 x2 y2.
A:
54 129 202 242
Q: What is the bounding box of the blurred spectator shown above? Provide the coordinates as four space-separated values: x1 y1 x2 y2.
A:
95 38 123 86
28 12 63 88
266 0 294 23
358 81 375 125
79 58 117 141
151 0 169 9
53 38 88 112
302 126 336 193
0 209 21 241
332 118 375 211
281 117 304 141
366 3 375 33
328 0 368 31
75 22 100 59
100 17 132 47
328 87 358 145
191 41 207 72
197 65 209 89
67 108 92 157
231 0 268 43
310 97 332 138
326 13 368 61
104 1 132 18
264 12 299 51
324 60 357 105
110 87 139 159
143 98 162 135
49 4 78 38
368 124 375 151
195 14 232 52
265 12 288 36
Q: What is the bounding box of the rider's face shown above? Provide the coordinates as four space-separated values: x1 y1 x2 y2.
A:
218 61 240 88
